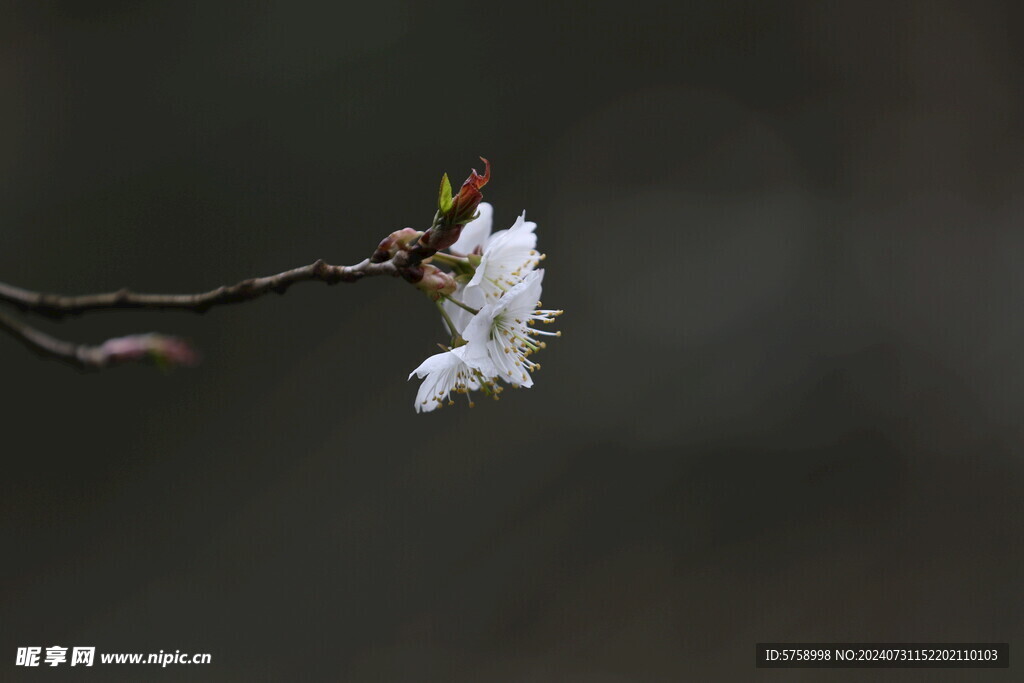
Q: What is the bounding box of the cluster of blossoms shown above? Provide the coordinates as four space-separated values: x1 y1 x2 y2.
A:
382 160 562 413
0 157 559 382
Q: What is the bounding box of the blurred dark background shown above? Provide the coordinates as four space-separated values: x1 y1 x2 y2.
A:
1 1 1022 680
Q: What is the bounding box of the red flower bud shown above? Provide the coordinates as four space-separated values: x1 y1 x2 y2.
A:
448 157 490 226
417 158 492 254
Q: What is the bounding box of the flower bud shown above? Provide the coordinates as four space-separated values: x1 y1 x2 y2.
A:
100 334 200 367
448 157 490 227
412 264 457 301
371 227 422 262
418 158 491 252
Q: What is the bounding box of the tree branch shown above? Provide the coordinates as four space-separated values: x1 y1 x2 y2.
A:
0 258 398 319
0 309 198 370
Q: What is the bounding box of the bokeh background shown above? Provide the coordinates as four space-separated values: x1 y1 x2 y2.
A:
1 1 1023 680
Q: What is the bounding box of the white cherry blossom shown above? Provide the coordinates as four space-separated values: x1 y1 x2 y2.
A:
408 344 499 413
442 206 543 332
462 269 561 388
465 212 540 302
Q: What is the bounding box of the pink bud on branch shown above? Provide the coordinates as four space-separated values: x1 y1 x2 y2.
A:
98 334 200 368
411 264 457 301
371 227 422 263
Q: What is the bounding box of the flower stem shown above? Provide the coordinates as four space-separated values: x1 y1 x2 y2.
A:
430 251 475 277
443 295 480 315
430 252 467 268
436 300 462 342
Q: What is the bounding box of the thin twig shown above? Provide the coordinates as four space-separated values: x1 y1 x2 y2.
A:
0 258 399 319
0 310 197 370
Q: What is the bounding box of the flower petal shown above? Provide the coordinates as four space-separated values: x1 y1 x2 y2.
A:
467 212 539 297
442 281 485 335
